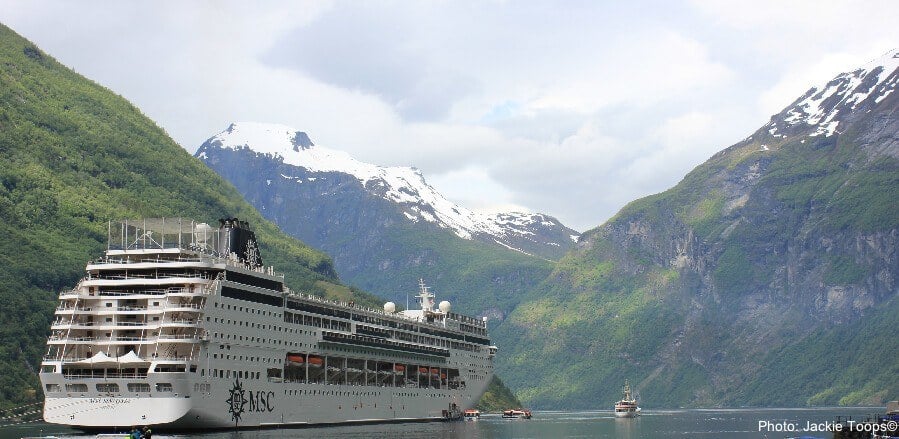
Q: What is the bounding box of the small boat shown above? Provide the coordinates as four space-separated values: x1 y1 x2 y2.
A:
502 408 532 419
463 409 481 421
614 380 640 418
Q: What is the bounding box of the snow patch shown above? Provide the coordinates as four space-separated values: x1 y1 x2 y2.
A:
779 49 899 137
206 122 573 244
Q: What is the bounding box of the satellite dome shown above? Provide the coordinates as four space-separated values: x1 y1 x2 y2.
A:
384 302 396 313
438 301 451 313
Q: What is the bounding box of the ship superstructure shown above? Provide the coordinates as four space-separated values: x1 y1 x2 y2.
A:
40 218 495 429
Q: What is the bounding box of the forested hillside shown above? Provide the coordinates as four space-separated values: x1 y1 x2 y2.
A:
0 22 375 411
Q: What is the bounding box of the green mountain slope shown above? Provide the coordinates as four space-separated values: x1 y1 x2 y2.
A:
0 22 379 411
495 54 899 408
475 376 523 412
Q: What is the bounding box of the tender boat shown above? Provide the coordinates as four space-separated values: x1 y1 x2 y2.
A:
502 408 532 419
463 409 481 421
614 380 641 418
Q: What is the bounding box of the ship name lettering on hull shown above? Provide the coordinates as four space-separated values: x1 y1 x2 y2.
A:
89 398 130 405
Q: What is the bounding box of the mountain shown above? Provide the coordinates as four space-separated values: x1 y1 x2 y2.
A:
0 23 382 411
495 49 899 409
196 123 575 318
197 122 578 260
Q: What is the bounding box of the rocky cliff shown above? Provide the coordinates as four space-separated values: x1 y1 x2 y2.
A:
495 49 899 408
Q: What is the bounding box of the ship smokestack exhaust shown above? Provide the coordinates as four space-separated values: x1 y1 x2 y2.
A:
218 217 263 267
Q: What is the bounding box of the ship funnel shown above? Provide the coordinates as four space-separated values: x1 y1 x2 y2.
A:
217 217 263 267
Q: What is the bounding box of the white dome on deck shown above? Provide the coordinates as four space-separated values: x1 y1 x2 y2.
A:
384 302 396 313
438 301 451 313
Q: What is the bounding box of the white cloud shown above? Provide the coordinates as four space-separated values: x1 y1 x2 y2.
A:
1 0 896 231
428 167 528 214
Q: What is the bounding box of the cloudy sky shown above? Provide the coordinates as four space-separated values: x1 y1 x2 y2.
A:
2 1 897 231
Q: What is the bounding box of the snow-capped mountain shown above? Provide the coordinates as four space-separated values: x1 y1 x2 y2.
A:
196 122 578 259
196 122 574 316
766 49 899 138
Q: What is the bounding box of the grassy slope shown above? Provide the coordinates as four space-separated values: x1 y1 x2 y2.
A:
0 23 384 410
495 104 899 408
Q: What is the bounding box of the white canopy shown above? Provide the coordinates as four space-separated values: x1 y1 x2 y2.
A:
69 351 149 367
116 350 150 366
72 351 117 367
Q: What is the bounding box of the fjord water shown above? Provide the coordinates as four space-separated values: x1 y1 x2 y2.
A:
3 407 882 439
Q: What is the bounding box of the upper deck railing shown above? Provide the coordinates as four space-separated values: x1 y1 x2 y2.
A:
107 218 221 255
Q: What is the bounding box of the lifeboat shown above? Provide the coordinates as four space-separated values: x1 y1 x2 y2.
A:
307 356 324 367
286 354 305 364
418 367 429 375
394 364 405 373
430 368 439 375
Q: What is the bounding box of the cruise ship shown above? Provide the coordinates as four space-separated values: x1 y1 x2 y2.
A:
39 218 495 430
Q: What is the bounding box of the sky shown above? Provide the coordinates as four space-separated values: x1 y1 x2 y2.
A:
2 1 897 231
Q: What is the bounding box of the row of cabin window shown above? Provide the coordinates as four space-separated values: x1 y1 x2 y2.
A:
209 331 287 345
281 389 452 399
46 383 171 393
212 353 280 364
204 368 259 380
207 316 284 332
216 299 484 349
213 301 280 318
282 311 479 352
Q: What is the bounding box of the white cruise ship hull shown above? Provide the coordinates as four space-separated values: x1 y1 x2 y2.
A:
40 218 495 430
44 381 487 429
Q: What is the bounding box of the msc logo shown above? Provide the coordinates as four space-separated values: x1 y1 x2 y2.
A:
225 377 276 423
226 378 248 422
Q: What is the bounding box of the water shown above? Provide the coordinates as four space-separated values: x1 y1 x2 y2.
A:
2 407 884 439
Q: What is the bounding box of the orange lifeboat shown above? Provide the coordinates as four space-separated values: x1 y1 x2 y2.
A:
394 364 405 373
286 354 305 364
307 356 324 367
418 367 428 374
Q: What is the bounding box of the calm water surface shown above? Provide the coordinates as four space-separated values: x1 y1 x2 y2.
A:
2 407 883 439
